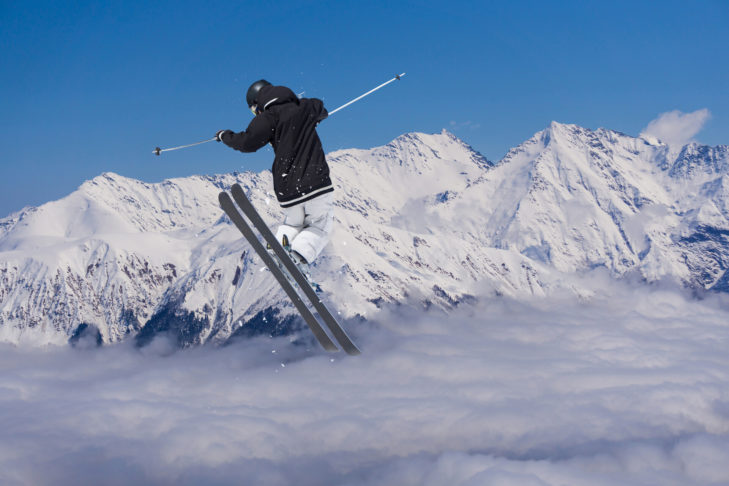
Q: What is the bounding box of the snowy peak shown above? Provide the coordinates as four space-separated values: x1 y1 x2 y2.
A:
492 122 663 212
382 129 492 171
447 121 729 284
76 171 229 233
0 171 254 251
331 129 491 176
328 130 492 221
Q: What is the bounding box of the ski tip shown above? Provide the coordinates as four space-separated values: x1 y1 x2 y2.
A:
396 73 405 80
153 147 161 156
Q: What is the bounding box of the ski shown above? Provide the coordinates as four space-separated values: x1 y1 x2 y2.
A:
219 192 339 352
230 184 361 355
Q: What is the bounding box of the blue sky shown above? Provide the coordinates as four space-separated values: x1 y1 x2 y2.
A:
1 0 727 217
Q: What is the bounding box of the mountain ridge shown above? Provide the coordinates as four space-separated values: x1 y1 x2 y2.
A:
1 124 728 346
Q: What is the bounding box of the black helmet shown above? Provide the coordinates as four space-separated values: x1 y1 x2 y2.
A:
246 79 271 108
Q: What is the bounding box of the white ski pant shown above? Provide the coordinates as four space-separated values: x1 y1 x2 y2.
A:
275 192 334 264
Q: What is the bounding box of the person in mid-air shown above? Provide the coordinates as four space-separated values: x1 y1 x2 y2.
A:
215 80 333 273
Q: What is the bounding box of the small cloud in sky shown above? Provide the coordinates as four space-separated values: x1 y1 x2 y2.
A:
449 120 481 131
641 108 711 147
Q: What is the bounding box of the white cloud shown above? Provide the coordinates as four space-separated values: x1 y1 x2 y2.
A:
449 120 481 131
1 279 729 485
641 108 711 148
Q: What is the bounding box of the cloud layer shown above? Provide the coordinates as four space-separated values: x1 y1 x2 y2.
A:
641 108 711 148
1 279 729 485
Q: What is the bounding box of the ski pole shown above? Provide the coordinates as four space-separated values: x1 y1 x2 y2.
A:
153 137 217 156
153 73 405 155
328 73 406 116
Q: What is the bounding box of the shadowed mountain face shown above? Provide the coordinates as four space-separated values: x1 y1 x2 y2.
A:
1 125 727 346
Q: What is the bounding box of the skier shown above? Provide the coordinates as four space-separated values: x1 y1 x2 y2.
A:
215 80 334 273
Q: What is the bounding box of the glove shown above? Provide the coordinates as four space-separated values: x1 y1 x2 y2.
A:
215 130 232 142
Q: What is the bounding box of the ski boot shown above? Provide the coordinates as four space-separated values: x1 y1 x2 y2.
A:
268 236 322 293
287 249 322 293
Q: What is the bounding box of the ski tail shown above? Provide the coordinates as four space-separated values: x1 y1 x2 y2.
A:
219 191 339 352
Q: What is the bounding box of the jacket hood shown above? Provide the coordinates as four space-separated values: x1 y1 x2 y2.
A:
256 85 298 111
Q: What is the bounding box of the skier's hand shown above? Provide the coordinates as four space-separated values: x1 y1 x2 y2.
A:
215 130 232 142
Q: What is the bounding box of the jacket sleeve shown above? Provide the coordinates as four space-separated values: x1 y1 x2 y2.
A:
221 114 274 153
307 98 328 123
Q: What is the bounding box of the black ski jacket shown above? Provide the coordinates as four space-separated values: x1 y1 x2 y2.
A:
220 85 332 208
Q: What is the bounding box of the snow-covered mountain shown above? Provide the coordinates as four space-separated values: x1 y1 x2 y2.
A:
1 124 728 346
